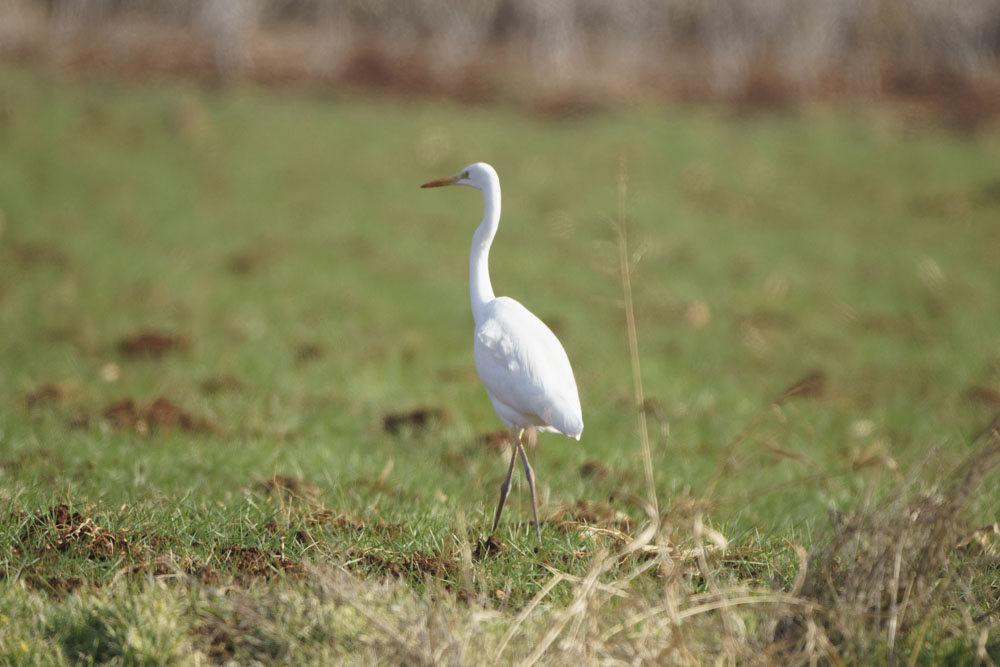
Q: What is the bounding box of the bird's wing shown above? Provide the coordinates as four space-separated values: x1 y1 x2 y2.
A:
473 297 583 437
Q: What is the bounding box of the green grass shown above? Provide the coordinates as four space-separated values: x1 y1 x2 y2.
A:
1 65 999 663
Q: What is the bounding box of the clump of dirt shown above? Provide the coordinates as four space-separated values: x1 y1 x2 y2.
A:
117 330 191 357
267 508 348 543
579 460 609 481
9 504 309 593
330 515 365 534
307 509 334 526
548 499 636 534
66 411 91 429
20 568 87 595
173 557 220 585
22 381 77 406
294 342 325 364
349 548 457 581
4 239 70 268
473 535 504 559
219 545 305 579
479 429 511 453
383 407 449 435
21 504 130 560
102 397 219 434
102 400 139 428
200 373 243 395
110 552 219 586
965 385 1000 408
257 474 321 500
226 250 267 275
253 505 405 545
328 513 406 539
774 371 827 404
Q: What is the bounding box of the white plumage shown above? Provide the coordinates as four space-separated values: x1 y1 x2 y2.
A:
422 162 583 545
475 297 583 438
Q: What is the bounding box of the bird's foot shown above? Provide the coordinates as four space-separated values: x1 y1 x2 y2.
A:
474 535 505 559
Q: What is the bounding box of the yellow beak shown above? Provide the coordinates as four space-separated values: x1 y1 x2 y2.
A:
420 174 460 188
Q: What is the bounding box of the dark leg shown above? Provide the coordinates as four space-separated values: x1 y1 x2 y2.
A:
517 437 542 546
490 430 520 535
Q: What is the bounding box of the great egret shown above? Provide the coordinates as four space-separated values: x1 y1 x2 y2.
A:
421 162 583 546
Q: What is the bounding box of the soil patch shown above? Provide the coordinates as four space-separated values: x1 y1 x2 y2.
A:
219 545 305 579
579 460 609 481
349 548 457 582
257 474 321 500
8 504 305 592
226 250 268 275
479 429 512 453
473 535 504 559
19 504 130 561
547 499 636 534
21 569 88 595
102 397 219 434
294 342 325 364
382 407 449 435
117 330 191 357
327 513 407 539
23 381 76 406
306 509 334 526
4 239 70 268
200 373 243 395
966 385 1000 408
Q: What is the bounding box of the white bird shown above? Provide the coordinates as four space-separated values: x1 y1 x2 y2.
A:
421 162 583 546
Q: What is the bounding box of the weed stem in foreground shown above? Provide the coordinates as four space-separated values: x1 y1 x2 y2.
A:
615 155 659 517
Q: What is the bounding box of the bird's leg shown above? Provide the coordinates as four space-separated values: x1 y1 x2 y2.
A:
517 436 542 547
490 430 520 536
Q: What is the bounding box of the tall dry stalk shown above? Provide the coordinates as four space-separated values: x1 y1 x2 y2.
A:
614 155 659 518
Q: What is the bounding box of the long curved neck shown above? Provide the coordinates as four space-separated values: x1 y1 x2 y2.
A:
470 177 501 324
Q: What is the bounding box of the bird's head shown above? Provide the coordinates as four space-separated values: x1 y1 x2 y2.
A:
421 162 498 192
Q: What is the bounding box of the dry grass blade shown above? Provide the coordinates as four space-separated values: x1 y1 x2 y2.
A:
693 514 743 653
518 549 608 667
601 592 825 648
516 500 661 665
975 628 997 667
541 553 663 602
774 371 827 405
316 565 450 664
613 154 659 518
957 522 1000 553
772 426 1000 662
494 572 569 661
678 593 824 621
760 442 822 468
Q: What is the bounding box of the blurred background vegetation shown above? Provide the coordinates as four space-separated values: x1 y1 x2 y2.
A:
2 0 999 126
2 2 1000 662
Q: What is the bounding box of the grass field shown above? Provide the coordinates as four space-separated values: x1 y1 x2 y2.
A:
1 65 999 663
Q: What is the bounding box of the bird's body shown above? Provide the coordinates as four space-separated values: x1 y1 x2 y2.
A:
422 162 583 545
474 296 583 438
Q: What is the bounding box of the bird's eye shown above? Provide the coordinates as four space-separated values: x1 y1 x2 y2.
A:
462 171 470 179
